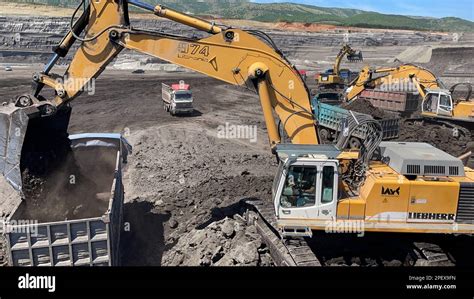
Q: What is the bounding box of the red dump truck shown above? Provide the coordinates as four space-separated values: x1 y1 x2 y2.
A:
358 89 420 114
162 82 194 116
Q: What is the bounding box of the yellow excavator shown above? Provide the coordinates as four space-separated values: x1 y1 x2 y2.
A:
346 64 474 136
0 0 473 248
315 44 363 88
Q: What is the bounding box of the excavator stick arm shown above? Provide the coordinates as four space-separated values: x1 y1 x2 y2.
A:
115 28 317 145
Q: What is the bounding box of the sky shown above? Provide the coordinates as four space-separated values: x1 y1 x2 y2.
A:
252 0 474 21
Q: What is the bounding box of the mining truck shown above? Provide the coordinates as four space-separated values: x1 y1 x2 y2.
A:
162 81 194 115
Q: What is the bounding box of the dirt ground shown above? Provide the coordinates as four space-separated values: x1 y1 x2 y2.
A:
1 68 473 266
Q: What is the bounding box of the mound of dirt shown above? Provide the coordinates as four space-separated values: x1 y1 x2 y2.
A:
342 98 393 119
122 122 277 266
398 121 471 158
19 147 117 222
424 46 474 75
390 46 432 64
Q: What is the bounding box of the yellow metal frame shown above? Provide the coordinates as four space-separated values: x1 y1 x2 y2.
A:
34 0 318 146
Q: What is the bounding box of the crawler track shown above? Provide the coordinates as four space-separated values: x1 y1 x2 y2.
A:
242 199 463 267
413 242 455 266
243 199 321 266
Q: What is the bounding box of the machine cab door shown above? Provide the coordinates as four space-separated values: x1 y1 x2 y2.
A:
437 93 454 116
317 163 338 220
274 160 338 221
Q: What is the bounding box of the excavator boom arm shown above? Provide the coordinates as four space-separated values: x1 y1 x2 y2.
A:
31 0 318 146
0 0 319 191
333 44 361 76
346 64 445 101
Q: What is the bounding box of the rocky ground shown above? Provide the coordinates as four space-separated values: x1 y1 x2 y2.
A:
163 217 274 266
119 121 277 266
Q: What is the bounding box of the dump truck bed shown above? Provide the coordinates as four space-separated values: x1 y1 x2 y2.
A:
317 102 400 140
3 133 131 266
358 89 419 113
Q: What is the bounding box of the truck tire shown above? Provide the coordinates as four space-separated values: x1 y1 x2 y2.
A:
349 137 362 149
319 128 331 143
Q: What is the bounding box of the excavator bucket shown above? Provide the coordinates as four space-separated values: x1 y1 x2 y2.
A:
0 103 71 192
0 104 28 191
347 51 363 62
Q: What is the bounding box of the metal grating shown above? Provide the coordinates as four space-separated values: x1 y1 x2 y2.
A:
456 182 474 223
424 165 446 175
406 164 421 174
449 166 459 176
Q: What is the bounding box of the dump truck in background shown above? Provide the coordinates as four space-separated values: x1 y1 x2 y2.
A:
3 133 131 266
358 89 420 114
162 81 194 116
312 96 400 148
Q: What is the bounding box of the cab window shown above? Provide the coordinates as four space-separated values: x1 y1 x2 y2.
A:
439 95 451 110
272 162 285 197
423 93 436 112
280 165 316 208
321 166 335 203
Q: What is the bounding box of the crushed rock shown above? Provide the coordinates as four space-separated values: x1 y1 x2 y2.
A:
162 217 273 266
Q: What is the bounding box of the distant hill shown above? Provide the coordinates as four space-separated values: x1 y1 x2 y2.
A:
2 0 473 31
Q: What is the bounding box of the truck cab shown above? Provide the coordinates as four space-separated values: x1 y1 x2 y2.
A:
162 82 194 116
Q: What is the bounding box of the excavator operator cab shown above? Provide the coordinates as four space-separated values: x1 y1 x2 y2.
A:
422 89 454 117
272 144 340 237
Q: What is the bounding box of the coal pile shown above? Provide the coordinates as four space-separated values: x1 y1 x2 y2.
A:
398 121 472 158
19 147 117 222
342 98 393 120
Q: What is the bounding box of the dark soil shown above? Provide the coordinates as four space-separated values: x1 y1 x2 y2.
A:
342 98 472 158
398 120 471 158
342 98 393 119
18 147 117 222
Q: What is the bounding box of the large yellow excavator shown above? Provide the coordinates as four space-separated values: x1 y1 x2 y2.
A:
0 0 473 245
346 64 474 136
